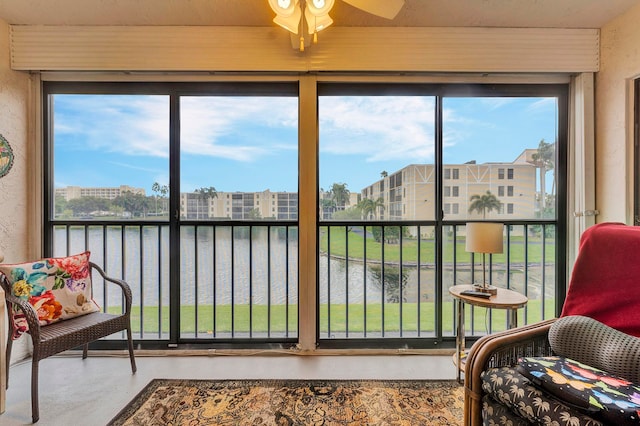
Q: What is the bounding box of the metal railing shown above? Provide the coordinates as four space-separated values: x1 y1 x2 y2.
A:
51 221 298 343
50 220 558 347
318 222 558 344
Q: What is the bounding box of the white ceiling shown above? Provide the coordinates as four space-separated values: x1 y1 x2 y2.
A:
0 0 637 28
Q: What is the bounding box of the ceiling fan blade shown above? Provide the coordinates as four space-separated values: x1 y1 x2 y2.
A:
341 0 405 20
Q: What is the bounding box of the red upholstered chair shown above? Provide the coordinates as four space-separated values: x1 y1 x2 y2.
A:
463 222 640 425
560 222 640 337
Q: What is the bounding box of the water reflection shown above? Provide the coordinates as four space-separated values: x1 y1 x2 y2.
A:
53 225 554 312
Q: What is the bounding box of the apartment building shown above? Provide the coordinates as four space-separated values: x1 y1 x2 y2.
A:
55 185 146 201
180 190 298 220
361 151 539 221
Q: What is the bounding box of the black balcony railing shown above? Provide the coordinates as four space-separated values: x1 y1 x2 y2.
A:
51 221 298 343
318 222 558 345
49 220 558 348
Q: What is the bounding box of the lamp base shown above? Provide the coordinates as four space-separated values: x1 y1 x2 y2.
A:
474 284 498 295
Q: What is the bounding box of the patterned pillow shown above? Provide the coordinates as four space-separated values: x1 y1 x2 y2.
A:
0 251 100 338
517 356 640 426
481 366 602 425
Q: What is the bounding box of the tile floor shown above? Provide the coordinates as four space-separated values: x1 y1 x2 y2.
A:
1 352 457 425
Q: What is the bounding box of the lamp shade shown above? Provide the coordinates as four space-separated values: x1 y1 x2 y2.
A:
465 222 504 254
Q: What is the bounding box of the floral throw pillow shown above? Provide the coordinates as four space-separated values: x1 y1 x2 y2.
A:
0 251 100 339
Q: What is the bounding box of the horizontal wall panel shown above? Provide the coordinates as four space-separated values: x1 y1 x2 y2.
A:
309 27 599 73
11 26 309 72
11 25 599 73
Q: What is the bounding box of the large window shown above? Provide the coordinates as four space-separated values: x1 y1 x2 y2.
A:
51 93 170 220
443 96 559 221
178 93 299 340
44 82 299 346
317 83 566 346
44 80 567 350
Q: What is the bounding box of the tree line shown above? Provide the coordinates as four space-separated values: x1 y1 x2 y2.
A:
55 183 218 218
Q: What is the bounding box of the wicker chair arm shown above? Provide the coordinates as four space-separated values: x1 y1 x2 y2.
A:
0 274 44 341
89 262 133 314
463 318 557 426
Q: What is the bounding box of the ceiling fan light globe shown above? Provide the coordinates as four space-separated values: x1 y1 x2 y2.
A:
304 6 333 34
268 0 299 17
273 11 301 34
305 0 334 16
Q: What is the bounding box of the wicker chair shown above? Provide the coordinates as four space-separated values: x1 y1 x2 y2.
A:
464 222 640 425
463 319 556 425
1 262 137 423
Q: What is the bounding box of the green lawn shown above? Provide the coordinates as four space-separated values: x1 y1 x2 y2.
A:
113 299 554 336
319 226 555 264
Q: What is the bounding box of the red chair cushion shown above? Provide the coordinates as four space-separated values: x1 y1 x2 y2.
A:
561 223 640 337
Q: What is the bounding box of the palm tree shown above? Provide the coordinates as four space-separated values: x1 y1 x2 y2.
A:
159 184 169 214
372 197 385 219
530 139 555 211
194 186 218 219
330 183 350 210
357 197 385 220
151 182 160 214
358 198 375 220
468 191 502 219
151 182 168 215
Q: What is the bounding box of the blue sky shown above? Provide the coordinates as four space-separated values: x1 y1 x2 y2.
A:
53 94 558 195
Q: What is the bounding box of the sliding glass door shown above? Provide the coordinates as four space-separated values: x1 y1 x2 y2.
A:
317 83 567 348
44 80 567 350
178 92 299 342
44 82 300 347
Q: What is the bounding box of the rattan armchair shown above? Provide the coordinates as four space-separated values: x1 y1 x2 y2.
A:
463 318 556 425
463 222 640 425
1 262 137 423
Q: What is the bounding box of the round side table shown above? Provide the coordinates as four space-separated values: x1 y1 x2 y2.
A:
449 284 528 383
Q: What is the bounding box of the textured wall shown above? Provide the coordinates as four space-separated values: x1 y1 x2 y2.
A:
596 3 640 223
0 19 30 259
0 18 32 362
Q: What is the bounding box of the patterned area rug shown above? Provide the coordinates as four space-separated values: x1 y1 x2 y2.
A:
108 379 463 425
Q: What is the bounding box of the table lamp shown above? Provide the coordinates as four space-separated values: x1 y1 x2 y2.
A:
465 222 503 294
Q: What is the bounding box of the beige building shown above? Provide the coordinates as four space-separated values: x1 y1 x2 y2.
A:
55 185 145 201
180 190 298 220
361 153 539 221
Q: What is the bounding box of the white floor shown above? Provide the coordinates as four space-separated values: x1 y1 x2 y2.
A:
1 352 457 425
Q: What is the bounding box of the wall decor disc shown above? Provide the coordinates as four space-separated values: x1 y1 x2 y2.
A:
0 133 15 178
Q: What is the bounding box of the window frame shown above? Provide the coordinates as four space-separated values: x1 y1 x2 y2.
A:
316 82 569 348
635 78 640 225
41 80 569 350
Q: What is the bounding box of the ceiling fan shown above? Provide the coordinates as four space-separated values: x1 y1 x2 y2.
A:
267 0 405 51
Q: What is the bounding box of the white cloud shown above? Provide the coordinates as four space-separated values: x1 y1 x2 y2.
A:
55 94 298 162
55 93 545 166
107 161 164 174
55 95 170 158
319 96 436 162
